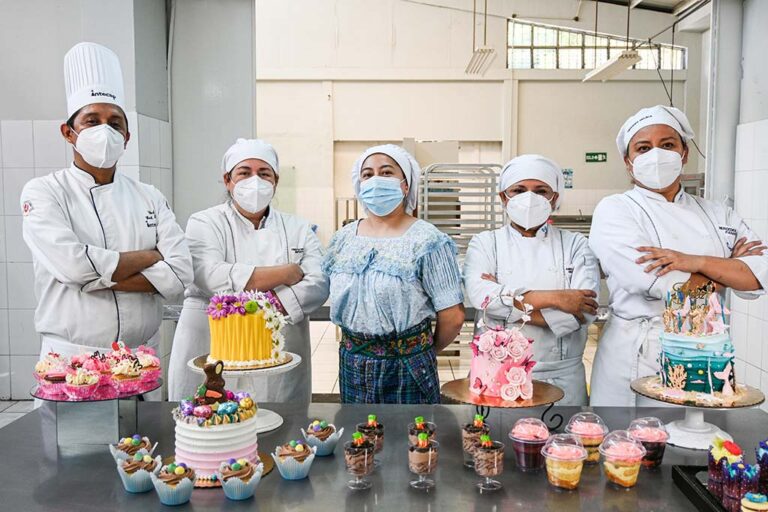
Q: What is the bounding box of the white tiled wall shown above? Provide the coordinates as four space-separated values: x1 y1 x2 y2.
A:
731 118 768 412
557 188 628 216
0 112 172 399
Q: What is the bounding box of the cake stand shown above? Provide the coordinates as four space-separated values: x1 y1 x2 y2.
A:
441 378 565 430
630 376 765 450
30 379 163 448
187 353 302 434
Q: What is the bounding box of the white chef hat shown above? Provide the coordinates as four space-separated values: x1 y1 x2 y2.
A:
498 154 564 210
351 144 421 215
64 42 125 118
221 138 279 175
616 105 695 158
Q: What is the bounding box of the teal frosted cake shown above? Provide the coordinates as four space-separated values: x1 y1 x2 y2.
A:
660 283 735 396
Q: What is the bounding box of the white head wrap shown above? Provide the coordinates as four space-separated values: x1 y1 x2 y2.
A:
351 144 421 214
64 42 125 118
616 105 694 158
498 154 564 210
221 138 279 175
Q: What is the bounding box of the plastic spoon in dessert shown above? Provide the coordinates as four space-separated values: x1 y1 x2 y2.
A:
150 442 158 456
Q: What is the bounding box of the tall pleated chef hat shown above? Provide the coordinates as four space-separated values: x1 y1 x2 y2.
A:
616 105 694 158
64 42 125 118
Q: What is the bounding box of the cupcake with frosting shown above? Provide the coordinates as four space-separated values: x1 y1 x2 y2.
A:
271 439 317 480
109 434 153 462
74 352 113 387
218 458 264 500
34 352 66 382
742 493 768 512
117 452 161 493
111 355 143 394
135 346 161 383
63 367 100 399
150 462 196 506
756 440 768 495
302 419 344 456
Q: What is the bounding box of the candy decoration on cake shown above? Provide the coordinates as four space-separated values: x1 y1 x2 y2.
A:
171 360 259 487
468 293 536 399
206 291 288 369
660 281 735 395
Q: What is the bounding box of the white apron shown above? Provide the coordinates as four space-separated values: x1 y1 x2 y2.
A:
168 206 319 405
590 188 731 406
472 226 592 405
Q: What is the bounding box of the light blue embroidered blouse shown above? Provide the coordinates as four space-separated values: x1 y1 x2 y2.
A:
322 219 464 335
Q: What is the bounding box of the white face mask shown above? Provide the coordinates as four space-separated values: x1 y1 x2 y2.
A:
232 175 274 214
72 124 125 169
505 191 553 230
629 147 683 189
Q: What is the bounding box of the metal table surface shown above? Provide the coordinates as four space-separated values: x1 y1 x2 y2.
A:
2 402 766 511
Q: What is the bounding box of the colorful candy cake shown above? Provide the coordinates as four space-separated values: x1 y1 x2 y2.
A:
660 283 735 396
468 295 536 400
171 360 259 487
207 291 288 369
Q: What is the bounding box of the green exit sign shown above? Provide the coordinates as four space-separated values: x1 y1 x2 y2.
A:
586 152 607 163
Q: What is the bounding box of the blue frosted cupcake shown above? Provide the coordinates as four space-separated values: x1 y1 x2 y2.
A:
301 420 344 456
271 440 317 480
109 434 152 462
217 458 264 500
150 462 196 506
117 453 161 493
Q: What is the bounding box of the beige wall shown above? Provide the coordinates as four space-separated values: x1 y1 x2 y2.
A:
254 0 704 241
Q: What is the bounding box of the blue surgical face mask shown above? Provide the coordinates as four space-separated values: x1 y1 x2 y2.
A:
358 176 406 217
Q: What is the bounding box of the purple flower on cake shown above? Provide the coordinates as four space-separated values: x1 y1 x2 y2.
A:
207 296 228 319
230 300 246 316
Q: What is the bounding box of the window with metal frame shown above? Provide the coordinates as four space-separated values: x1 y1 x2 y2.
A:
507 19 686 71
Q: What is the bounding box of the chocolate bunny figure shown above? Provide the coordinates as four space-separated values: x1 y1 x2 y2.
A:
198 360 227 404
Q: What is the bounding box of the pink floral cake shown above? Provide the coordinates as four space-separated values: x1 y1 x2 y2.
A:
469 324 536 400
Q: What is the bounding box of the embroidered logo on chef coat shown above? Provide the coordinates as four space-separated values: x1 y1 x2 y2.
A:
291 248 304 255
145 210 157 227
22 200 33 216
718 225 738 250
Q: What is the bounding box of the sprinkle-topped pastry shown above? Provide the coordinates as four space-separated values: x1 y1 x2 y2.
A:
219 458 257 483
306 419 335 441
158 462 196 486
742 493 768 512
277 440 312 462
122 453 158 475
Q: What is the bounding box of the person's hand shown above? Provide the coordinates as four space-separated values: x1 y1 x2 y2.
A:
731 237 767 258
635 247 704 276
550 289 598 323
284 264 304 286
480 273 498 283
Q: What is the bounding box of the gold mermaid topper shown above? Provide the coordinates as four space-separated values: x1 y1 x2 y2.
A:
663 281 728 336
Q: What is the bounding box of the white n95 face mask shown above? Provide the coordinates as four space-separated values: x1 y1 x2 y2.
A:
232 175 274 213
630 148 683 189
505 191 552 230
72 124 126 169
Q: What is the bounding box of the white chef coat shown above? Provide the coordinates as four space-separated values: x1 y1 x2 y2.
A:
167 202 329 404
589 185 768 406
21 164 193 352
464 224 600 405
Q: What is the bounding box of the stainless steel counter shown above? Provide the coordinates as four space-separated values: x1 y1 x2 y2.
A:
3 402 764 511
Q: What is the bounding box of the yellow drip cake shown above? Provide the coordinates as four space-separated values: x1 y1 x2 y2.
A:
207 291 287 369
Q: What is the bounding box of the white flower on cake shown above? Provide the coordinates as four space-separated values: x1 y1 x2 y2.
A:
490 346 508 361
477 335 494 354
506 366 528 387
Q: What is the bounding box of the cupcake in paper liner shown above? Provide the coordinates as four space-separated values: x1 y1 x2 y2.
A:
217 458 264 500
151 462 196 506
109 434 153 462
301 420 344 456
116 453 161 493
271 440 317 480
